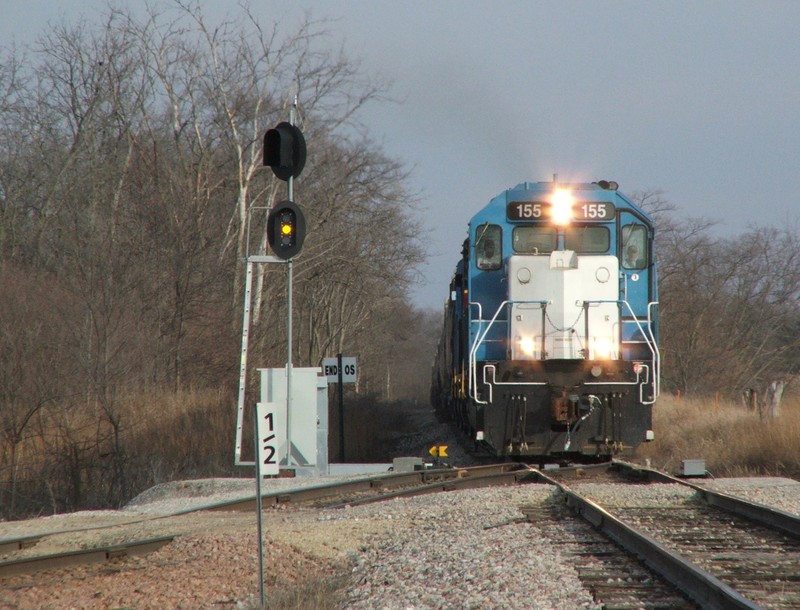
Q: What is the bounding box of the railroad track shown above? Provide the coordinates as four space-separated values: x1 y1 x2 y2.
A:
2 460 799 610
537 461 800 609
215 462 533 510
0 463 530 578
518 501 700 609
0 535 174 578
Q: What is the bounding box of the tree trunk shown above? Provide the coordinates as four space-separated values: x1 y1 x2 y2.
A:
764 380 785 419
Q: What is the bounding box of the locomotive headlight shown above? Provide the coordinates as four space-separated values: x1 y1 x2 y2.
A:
512 335 538 360
591 336 615 360
551 189 574 225
519 336 536 356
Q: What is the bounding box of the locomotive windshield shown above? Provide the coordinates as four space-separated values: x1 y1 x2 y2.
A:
564 226 610 253
512 226 609 254
512 226 557 253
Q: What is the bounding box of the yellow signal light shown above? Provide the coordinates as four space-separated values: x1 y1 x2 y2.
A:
267 201 305 259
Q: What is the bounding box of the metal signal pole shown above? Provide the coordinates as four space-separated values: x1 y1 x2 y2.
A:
285 98 297 467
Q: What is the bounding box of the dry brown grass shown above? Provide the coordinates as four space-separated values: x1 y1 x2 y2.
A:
124 387 236 478
0 387 238 518
2 385 418 519
634 393 800 478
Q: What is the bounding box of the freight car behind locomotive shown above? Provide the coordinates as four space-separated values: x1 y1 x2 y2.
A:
431 179 659 460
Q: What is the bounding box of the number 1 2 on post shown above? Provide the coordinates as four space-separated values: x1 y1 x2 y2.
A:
256 403 280 476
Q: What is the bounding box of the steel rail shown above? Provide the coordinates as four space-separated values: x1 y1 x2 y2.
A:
530 468 762 610
0 535 174 578
323 467 541 508
0 464 526 555
0 464 525 579
0 533 42 554
612 460 800 539
202 463 530 512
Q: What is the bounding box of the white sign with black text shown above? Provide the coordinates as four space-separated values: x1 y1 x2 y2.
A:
255 402 280 476
322 356 357 384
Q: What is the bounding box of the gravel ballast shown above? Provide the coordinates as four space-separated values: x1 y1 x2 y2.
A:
2 472 799 609
341 486 600 610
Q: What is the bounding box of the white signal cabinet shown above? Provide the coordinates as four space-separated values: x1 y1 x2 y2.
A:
258 367 328 476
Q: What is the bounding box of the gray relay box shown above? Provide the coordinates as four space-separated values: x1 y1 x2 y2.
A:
681 459 706 477
393 457 425 472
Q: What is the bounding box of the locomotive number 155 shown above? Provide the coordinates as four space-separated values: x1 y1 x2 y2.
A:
507 201 615 222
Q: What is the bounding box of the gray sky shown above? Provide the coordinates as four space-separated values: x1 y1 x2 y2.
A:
3 1 800 309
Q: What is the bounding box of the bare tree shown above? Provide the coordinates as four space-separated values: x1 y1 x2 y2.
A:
0 267 73 517
0 1 428 514
656 211 800 400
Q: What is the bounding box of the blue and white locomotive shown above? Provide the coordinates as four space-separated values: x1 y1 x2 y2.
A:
432 179 659 460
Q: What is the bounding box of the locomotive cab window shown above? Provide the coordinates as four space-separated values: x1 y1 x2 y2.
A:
512 226 557 254
564 226 610 253
622 224 648 270
475 224 502 270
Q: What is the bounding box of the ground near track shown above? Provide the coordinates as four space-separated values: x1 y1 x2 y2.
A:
0 407 496 609
2 407 800 609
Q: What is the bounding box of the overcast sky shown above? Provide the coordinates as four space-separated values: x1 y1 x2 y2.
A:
3 1 800 309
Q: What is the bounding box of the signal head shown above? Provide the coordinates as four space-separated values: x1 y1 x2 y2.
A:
267 201 306 259
263 121 306 181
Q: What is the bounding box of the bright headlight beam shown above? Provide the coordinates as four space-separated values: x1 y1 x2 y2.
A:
519 336 536 356
550 189 574 225
592 336 614 360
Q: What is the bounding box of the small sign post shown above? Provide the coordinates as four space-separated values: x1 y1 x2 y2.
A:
252 407 266 609
429 445 449 458
321 354 357 462
429 444 449 467
256 403 280 477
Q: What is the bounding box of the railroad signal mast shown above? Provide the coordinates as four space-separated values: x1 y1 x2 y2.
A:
249 106 308 609
264 117 307 259
262 108 307 466
235 101 309 474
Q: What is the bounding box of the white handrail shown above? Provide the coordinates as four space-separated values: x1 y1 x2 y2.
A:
468 300 510 404
467 297 660 405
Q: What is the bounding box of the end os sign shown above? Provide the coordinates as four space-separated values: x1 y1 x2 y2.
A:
322 356 357 384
